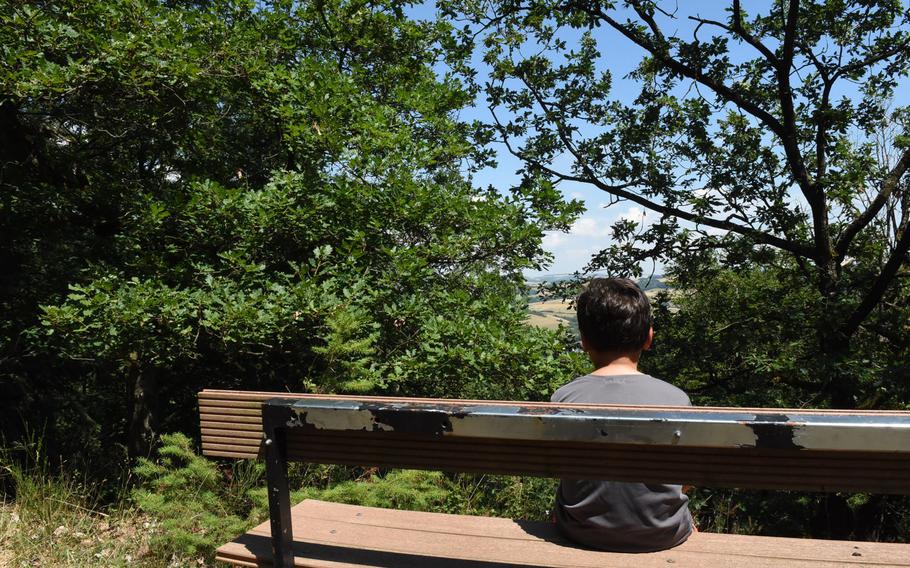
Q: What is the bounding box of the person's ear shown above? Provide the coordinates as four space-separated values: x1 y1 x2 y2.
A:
580 333 590 353
642 326 654 351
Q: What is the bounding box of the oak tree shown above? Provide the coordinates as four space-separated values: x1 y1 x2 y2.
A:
447 0 910 408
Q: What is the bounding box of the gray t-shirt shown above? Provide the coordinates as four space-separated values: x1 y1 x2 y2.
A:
551 373 693 552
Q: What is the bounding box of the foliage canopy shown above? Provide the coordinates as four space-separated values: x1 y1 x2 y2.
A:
445 0 910 408
0 0 583 458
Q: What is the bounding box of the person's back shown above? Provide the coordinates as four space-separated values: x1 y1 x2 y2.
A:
552 278 693 552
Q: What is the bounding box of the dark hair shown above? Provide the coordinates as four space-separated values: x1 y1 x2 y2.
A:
576 277 651 353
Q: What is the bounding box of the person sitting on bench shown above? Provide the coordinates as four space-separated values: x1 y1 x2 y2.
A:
551 277 694 552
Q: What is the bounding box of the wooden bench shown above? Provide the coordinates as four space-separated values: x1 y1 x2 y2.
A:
199 389 910 567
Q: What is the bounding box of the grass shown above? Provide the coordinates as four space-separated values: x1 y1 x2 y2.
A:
0 440 183 567
1 433 277 567
0 499 155 567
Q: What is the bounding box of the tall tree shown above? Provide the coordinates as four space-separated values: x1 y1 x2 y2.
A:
446 0 910 408
1 0 583 459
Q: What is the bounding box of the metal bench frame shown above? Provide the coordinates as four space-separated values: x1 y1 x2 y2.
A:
252 395 910 568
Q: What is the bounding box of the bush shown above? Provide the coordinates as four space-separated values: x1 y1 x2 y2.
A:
445 474 557 521
250 469 452 516
132 433 253 559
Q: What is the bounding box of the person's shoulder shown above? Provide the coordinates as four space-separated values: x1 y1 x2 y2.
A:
639 374 691 406
550 374 596 403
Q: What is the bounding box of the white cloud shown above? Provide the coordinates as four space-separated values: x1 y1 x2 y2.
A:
542 232 568 248
570 217 612 237
702 225 728 236
619 206 648 226
533 203 661 274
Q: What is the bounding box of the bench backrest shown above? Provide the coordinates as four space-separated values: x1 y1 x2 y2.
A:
199 389 910 494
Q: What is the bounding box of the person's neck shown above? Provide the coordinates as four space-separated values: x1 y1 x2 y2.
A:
588 351 643 376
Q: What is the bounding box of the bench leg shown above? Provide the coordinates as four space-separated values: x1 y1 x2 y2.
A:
265 427 294 568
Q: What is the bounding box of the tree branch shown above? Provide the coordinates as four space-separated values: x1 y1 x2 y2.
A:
487 104 623 188
774 0 832 265
802 46 834 181
836 146 910 257
688 0 779 65
841 212 910 340
831 35 910 82
591 6 787 141
592 2 826 262
505 75 815 259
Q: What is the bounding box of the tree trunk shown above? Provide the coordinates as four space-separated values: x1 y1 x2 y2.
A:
128 364 159 459
816 334 856 539
814 268 858 538
813 259 858 409
821 334 857 410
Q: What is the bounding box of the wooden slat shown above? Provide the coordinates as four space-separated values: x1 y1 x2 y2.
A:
215 499 910 567
203 442 263 453
302 500 910 563
199 399 264 408
205 435 263 446
280 431 910 466
200 442 910 493
276 455 907 493
199 405 264 416
201 412 262 424
277 444 905 478
201 428 263 440
288 430 910 486
206 449 261 460
201 420 264 432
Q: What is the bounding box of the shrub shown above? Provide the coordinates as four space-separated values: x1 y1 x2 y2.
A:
132 433 252 559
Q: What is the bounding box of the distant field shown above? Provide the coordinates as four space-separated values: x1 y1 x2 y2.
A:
526 287 667 332
526 299 577 331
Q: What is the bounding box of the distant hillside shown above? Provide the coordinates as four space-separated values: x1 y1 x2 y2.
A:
638 275 668 291
525 273 668 290
524 273 581 285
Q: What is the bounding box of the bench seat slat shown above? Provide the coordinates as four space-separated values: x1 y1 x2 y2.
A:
214 500 910 568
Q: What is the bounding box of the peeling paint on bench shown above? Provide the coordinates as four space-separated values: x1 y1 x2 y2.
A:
268 398 910 453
